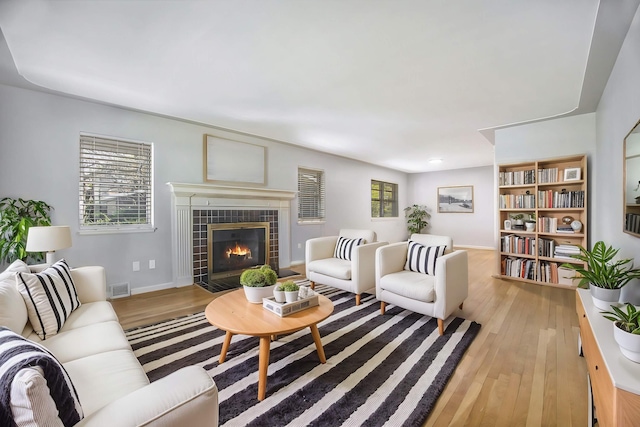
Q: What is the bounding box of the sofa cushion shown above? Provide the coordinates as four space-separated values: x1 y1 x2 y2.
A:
16 259 82 340
333 237 363 261
404 241 446 276
30 321 131 364
57 301 118 332
307 258 352 280
0 260 30 281
0 327 83 426
379 270 435 303
0 280 29 336
63 350 150 416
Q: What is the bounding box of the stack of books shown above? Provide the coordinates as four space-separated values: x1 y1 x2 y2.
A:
554 244 581 260
556 224 574 233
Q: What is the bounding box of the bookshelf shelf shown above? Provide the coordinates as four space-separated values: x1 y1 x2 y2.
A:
497 154 588 287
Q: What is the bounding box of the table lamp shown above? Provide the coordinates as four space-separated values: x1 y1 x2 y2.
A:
26 225 72 265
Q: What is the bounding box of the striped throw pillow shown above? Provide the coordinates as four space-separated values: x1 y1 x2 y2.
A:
0 327 83 426
334 237 364 261
404 241 446 275
16 259 81 340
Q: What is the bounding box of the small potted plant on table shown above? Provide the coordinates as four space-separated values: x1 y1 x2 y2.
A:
281 280 300 303
240 264 278 303
602 303 640 363
273 283 287 303
561 241 640 311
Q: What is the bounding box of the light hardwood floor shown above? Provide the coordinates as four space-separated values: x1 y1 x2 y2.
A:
111 249 588 426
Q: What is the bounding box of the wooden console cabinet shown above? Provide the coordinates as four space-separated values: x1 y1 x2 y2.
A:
576 289 640 426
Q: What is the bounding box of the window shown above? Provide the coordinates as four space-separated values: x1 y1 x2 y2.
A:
371 180 398 218
79 134 153 232
298 167 325 222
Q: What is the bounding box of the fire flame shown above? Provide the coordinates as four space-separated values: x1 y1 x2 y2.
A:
226 242 252 259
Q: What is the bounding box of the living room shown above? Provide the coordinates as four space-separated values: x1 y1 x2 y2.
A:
1 1 640 426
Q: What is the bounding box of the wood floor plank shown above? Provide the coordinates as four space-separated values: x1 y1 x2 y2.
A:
111 249 588 425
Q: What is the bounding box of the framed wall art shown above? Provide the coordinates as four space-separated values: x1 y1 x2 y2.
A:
563 167 581 181
203 134 266 185
437 185 474 213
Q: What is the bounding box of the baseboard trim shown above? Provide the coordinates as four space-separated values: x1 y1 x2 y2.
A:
454 245 494 250
130 281 176 295
289 260 305 266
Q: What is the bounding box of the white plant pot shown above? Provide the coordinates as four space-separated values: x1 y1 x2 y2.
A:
243 284 276 304
589 284 622 311
613 322 640 363
273 289 286 303
284 290 299 303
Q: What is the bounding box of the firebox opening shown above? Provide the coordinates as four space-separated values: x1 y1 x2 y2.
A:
207 222 270 280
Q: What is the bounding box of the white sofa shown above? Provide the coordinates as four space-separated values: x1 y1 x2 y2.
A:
0 262 219 426
306 229 387 305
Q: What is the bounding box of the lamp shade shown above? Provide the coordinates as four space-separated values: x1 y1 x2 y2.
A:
26 226 72 252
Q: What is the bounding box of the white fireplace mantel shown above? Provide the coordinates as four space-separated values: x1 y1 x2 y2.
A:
167 182 296 201
167 182 297 287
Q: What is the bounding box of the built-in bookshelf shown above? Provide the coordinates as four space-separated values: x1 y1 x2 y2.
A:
496 155 588 288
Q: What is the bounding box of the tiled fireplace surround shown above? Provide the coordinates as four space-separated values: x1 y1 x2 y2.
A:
167 183 296 287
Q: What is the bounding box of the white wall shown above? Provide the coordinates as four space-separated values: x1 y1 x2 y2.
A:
408 166 494 248
595 5 640 303
0 84 408 292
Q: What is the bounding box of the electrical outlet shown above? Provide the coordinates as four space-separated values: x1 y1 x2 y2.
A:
149 259 155 269
132 261 140 272
298 243 302 249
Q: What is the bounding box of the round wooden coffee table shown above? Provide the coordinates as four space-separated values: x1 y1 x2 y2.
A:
205 288 334 400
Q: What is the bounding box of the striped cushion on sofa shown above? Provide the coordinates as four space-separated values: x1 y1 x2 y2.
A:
16 259 81 340
404 241 446 276
334 237 363 261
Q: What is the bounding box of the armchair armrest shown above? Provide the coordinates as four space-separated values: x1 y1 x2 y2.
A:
71 266 107 303
433 250 469 319
76 366 218 426
376 242 408 279
305 236 339 277
352 241 388 293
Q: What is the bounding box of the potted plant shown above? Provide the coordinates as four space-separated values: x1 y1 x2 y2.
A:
239 264 278 303
281 280 300 303
273 283 286 303
404 204 430 235
602 303 640 363
510 213 524 226
525 213 536 232
0 197 52 264
561 241 640 310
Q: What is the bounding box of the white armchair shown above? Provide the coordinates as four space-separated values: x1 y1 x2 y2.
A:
375 234 468 335
306 229 387 305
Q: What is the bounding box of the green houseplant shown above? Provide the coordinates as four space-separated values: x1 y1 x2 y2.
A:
561 241 640 310
239 264 278 303
404 204 430 235
602 303 640 362
0 197 52 264
281 280 300 303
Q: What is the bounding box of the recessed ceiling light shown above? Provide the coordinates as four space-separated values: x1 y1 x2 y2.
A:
429 158 443 164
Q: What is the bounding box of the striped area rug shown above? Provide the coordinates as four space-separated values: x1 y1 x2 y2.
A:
126 283 480 427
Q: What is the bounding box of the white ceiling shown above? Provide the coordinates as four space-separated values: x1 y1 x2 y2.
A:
0 1 633 172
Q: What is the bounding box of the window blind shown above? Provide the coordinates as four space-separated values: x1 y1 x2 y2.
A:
79 134 153 231
298 167 325 221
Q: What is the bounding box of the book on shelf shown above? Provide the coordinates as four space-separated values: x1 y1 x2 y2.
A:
499 169 536 186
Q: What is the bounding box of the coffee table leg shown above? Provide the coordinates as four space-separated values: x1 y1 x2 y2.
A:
258 336 271 401
219 331 233 364
310 324 326 363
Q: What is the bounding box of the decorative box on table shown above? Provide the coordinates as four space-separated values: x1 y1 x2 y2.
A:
263 292 319 317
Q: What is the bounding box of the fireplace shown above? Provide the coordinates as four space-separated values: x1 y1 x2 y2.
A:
207 222 270 280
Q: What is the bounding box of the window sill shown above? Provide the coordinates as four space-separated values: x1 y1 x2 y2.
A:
297 220 326 226
78 227 157 236
370 217 399 221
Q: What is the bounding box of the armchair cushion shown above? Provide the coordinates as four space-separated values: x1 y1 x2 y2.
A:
404 241 446 276
307 258 352 280
333 237 363 261
16 260 82 340
378 270 435 303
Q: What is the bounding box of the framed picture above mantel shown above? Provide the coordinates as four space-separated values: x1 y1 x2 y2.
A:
437 185 474 213
203 134 266 185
